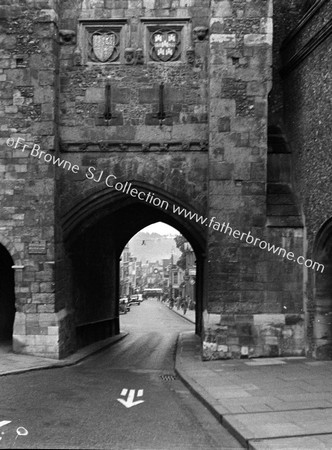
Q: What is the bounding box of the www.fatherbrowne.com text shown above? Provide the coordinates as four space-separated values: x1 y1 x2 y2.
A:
6 137 324 273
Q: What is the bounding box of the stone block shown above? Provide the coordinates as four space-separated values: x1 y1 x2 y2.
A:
210 98 236 117
5 106 18 114
95 113 123 126
244 34 272 47
165 87 184 104
209 162 234 180
139 87 158 104
23 304 38 314
13 313 26 335
218 117 231 132
31 121 55 135
26 325 43 335
229 344 241 356
112 88 130 104
242 182 265 195
41 103 55 120
35 8 59 23
211 35 237 53
260 18 273 34
247 81 267 96
30 54 55 70
6 69 31 85
39 70 55 86
85 87 104 103
250 162 265 181
210 19 224 34
253 314 285 325
233 163 251 181
12 335 28 353
145 113 173 126
226 337 239 345
32 293 55 304
48 326 58 335
143 0 155 8
40 282 55 293
267 204 300 216
37 304 55 313
34 87 54 104
212 1 232 17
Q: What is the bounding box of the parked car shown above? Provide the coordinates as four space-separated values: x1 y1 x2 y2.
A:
119 297 130 313
128 294 141 305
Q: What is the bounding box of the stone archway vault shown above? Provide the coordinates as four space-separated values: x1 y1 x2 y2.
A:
58 183 207 353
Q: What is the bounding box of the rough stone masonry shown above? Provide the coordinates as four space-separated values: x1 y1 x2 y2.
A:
0 0 315 360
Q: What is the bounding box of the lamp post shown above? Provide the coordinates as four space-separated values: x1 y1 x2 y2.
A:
168 245 177 299
170 250 173 299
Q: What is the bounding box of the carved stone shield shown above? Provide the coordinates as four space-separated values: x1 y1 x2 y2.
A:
92 33 116 62
152 30 178 62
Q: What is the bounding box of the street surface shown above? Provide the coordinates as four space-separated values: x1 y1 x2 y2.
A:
0 300 243 449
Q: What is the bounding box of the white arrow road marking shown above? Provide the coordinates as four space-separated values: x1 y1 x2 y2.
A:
117 389 145 408
0 421 11 428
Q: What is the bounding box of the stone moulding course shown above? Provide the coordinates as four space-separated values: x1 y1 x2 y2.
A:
281 0 329 47
60 141 209 153
280 18 332 77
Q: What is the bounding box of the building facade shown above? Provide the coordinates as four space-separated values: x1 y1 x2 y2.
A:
0 0 330 359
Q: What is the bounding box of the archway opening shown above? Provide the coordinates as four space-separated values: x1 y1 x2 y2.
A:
313 219 332 359
0 244 15 343
65 189 206 350
119 222 197 331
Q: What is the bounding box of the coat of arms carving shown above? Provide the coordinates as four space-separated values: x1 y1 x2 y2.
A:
88 30 119 63
150 29 181 62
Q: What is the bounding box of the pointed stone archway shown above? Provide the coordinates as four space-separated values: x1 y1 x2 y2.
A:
61 182 206 350
0 243 16 342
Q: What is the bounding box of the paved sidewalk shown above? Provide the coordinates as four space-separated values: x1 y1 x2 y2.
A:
161 300 196 324
0 333 127 376
175 331 332 450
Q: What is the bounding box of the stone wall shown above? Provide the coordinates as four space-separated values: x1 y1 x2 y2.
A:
205 0 272 358
0 0 318 360
282 0 332 357
269 0 303 128
55 0 210 355
0 0 65 358
203 0 304 360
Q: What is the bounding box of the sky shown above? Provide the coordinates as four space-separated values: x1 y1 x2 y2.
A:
141 222 180 235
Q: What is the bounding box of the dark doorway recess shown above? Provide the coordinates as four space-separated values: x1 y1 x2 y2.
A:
63 184 206 349
313 218 332 359
0 244 15 341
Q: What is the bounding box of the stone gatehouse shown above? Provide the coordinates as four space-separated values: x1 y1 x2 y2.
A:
0 0 331 360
